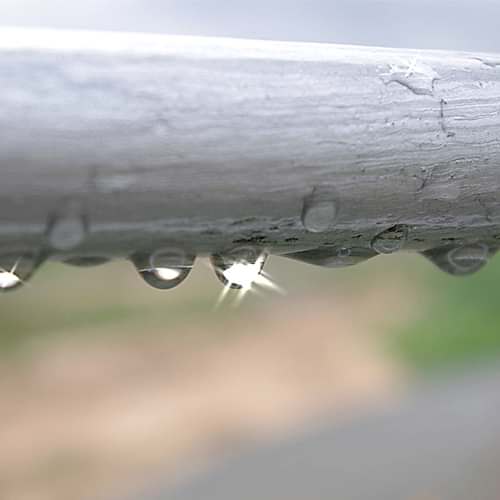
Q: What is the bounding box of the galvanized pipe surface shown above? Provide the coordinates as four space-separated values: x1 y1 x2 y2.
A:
0 27 499 281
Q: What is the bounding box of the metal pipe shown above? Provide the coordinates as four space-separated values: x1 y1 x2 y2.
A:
0 27 499 284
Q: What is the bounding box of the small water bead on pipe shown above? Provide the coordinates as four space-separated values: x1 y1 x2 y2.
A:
131 248 195 290
371 225 409 254
422 243 493 276
382 58 440 97
301 186 338 233
46 200 88 251
210 246 267 290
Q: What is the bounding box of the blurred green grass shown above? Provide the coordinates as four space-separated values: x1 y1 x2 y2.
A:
391 252 500 373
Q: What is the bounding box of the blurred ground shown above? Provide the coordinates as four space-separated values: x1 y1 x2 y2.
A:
158 363 500 500
1 253 500 500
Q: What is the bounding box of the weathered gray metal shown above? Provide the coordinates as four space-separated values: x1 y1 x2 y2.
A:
0 27 499 284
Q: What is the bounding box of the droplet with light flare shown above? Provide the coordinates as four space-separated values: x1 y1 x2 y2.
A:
0 268 22 290
0 254 38 293
211 247 283 306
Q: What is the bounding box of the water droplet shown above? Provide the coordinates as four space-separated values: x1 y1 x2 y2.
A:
301 186 338 233
131 248 195 290
64 256 110 267
383 59 439 96
371 225 409 254
0 251 44 292
423 243 490 276
284 246 377 268
337 247 351 258
0 269 21 290
47 202 88 251
211 246 267 289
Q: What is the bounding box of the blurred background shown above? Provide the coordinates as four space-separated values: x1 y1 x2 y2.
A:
1 1 500 499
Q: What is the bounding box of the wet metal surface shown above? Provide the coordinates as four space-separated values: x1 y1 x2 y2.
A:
0 28 500 284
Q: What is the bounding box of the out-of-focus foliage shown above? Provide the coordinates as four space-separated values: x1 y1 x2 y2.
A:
392 254 500 372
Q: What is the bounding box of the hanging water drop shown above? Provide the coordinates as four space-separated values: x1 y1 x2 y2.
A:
284 246 377 268
64 256 110 267
0 268 21 290
0 251 43 292
46 201 88 251
423 243 490 276
301 186 338 233
371 225 409 254
211 246 267 290
337 247 351 258
131 248 195 290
